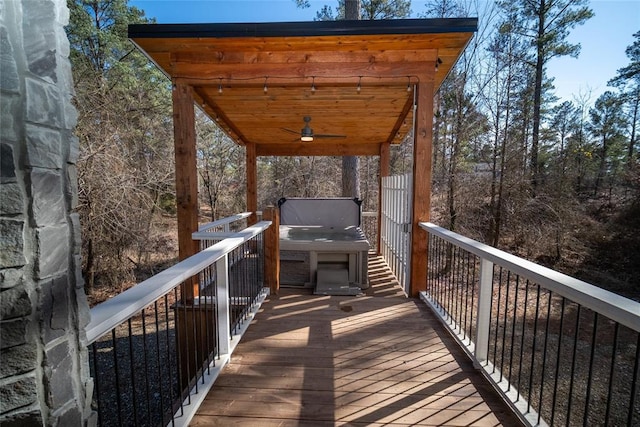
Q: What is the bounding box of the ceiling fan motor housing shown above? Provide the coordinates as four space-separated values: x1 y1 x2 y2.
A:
301 116 314 141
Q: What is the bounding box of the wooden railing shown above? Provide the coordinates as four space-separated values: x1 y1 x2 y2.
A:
419 222 640 427
86 218 272 427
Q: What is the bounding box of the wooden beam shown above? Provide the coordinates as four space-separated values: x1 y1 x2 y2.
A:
378 142 390 255
173 81 199 302
246 142 258 225
386 95 415 144
173 82 199 260
193 87 245 145
172 62 434 83
256 142 380 157
262 206 280 295
409 80 434 297
173 49 437 65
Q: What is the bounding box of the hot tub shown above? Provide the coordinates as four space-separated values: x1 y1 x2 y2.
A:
278 198 370 293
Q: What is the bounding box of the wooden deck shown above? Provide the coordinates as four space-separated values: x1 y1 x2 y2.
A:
192 255 522 426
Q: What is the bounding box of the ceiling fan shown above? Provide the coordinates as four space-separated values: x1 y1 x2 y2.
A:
281 116 346 142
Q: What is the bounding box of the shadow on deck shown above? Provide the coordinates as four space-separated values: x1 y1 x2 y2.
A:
191 255 523 426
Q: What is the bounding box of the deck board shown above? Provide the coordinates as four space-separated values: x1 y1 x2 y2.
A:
192 255 522 426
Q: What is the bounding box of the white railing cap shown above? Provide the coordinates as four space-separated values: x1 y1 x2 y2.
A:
197 212 252 233
420 222 640 332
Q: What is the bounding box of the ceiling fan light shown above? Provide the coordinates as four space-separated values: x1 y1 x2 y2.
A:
301 125 314 141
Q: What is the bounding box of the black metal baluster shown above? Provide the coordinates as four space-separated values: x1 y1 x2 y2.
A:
566 304 582 427
190 283 200 395
628 332 640 426
486 262 496 370
527 284 542 411
231 247 238 334
551 297 567 426
583 312 599 427
537 290 553 425
507 274 520 392
453 245 460 326
516 278 529 400
435 237 443 308
141 309 152 424
426 235 432 291
153 301 167 426
500 271 511 382
440 238 447 309
468 253 477 344
91 343 103 427
604 322 619 427
111 329 123 426
243 240 249 320
462 250 471 340
446 243 453 322
213 260 220 361
169 289 183 421
209 267 216 375
435 237 442 307
456 246 464 334
200 272 210 382
492 267 503 374
127 319 139 426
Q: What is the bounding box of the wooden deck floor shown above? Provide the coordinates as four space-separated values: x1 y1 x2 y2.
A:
192 255 522 426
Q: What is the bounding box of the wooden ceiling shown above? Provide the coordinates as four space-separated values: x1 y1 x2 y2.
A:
129 19 477 156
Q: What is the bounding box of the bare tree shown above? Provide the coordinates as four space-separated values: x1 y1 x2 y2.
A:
69 0 175 292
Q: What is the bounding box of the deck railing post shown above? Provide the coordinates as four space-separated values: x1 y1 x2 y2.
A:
262 206 280 294
475 257 493 366
216 254 231 356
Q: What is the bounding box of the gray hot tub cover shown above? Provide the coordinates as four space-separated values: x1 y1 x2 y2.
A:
278 197 362 227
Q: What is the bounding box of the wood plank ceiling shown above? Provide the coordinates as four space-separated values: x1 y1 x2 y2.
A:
129 19 477 157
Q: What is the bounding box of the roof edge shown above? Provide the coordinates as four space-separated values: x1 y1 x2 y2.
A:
128 18 478 39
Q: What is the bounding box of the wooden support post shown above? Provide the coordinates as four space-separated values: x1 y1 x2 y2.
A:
378 142 390 255
172 81 199 302
409 80 434 297
246 142 258 225
262 206 280 294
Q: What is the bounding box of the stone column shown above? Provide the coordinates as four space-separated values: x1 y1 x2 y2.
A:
0 0 92 425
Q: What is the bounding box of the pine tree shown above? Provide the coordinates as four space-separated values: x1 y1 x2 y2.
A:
497 0 593 193
609 31 640 165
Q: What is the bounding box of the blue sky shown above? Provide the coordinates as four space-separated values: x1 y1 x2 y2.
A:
129 0 639 103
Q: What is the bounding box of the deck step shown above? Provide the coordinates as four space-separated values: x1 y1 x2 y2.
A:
314 268 361 296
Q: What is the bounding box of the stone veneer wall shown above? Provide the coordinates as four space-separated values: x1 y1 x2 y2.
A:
0 0 92 425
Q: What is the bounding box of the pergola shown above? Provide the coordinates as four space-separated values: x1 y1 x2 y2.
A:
128 18 477 297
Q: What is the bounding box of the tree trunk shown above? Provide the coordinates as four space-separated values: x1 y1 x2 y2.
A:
594 136 608 196
341 0 361 198
530 3 546 194
345 0 360 19
628 91 639 165
342 156 361 198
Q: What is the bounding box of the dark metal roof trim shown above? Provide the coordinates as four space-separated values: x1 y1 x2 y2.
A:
128 18 478 39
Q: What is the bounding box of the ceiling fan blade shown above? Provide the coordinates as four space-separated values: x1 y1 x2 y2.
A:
315 134 347 138
281 127 299 135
